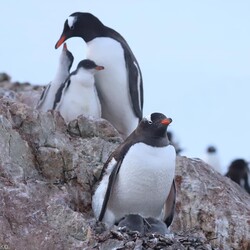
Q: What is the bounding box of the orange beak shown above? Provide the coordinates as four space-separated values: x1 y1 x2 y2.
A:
55 35 66 49
161 118 172 125
95 66 105 71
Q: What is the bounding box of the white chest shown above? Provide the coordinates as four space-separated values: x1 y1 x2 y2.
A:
87 38 128 99
86 38 138 136
57 73 101 122
109 143 176 220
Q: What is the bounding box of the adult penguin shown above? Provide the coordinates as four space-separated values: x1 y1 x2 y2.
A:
55 12 143 138
92 112 176 229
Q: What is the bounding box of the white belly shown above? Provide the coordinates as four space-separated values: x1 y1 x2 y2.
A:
87 38 139 137
106 143 176 224
58 82 101 122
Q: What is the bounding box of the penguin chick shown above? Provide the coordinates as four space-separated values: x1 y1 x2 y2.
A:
54 59 104 122
37 43 74 111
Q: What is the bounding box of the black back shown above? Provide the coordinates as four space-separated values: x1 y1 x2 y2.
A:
225 159 250 193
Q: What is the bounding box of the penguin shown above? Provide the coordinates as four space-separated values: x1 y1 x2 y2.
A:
225 159 250 194
36 43 74 111
144 217 169 235
203 145 223 174
53 59 104 123
55 12 143 138
117 214 145 233
117 215 169 235
92 112 176 228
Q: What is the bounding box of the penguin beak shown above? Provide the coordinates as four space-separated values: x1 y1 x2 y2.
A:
63 43 68 50
55 35 67 49
161 118 172 125
95 66 105 71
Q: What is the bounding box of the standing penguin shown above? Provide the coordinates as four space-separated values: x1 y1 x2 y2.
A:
92 112 176 228
226 159 250 194
203 145 223 174
55 12 143 138
53 59 104 123
36 43 74 111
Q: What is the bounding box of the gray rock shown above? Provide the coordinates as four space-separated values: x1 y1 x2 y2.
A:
0 95 121 249
0 80 249 249
172 157 250 250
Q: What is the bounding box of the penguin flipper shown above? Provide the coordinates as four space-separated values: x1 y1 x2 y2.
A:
97 130 139 222
125 50 143 121
36 83 51 110
98 158 123 221
53 78 71 110
163 180 176 227
106 27 143 121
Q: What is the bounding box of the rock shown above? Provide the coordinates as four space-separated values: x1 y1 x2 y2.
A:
172 157 250 250
0 93 121 249
0 78 249 249
0 72 11 82
0 76 44 108
68 115 122 142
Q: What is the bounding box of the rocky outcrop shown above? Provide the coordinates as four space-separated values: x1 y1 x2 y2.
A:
0 75 249 249
173 157 250 250
0 96 122 250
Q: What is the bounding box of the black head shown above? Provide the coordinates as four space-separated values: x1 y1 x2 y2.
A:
229 159 248 171
138 112 172 138
55 12 105 49
76 59 104 71
207 146 216 153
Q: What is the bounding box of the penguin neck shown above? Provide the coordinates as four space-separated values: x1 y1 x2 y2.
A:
71 69 95 88
80 25 107 43
53 60 71 85
134 130 170 147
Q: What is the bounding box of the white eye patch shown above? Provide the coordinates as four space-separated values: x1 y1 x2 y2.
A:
67 16 77 29
144 114 152 123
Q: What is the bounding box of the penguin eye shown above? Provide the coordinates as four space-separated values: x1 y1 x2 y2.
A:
70 25 74 30
148 120 153 125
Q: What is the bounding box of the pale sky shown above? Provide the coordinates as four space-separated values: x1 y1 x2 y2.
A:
1 1 250 173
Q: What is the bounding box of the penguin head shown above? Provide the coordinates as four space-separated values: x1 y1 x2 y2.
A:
55 12 104 48
59 43 74 72
76 59 104 74
207 145 216 153
139 112 172 138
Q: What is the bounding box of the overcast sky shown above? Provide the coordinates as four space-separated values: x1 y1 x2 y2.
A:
1 1 250 173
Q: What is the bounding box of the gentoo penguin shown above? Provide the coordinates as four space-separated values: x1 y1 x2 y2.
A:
226 159 250 194
53 59 104 123
203 145 223 174
144 217 169 235
36 43 74 111
55 12 143 138
118 214 145 233
117 214 169 235
92 112 176 228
